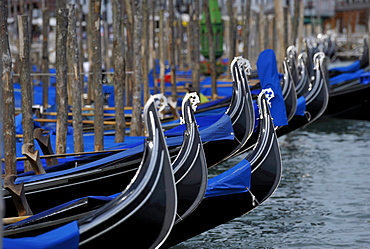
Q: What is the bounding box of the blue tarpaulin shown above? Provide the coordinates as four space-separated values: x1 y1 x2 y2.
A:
329 69 365 85
14 83 56 109
13 109 233 156
14 143 146 184
295 96 306 116
4 151 249 248
5 195 118 229
205 158 251 198
12 111 234 182
329 60 361 73
256 49 288 127
164 113 233 141
3 221 80 249
359 71 370 84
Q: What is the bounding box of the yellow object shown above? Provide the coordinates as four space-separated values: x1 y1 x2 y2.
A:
200 93 209 103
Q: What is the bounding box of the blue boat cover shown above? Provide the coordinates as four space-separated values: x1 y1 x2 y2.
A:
14 111 232 152
164 113 233 141
256 49 288 127
14 134 145 158
3 221 79 249
329 60 360 73
14 143 145 184
295 96 306 116
5 152 248 248
13 113 233 183
14 83 56 110
7 156 249 245
359 71 370 84
329 69 365 85
10 105 234 172
250 88 306 118
5 195 117 228
14 114 42 134
205 159 251 198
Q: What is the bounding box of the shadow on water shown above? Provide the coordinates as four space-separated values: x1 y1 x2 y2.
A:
173 118 370 249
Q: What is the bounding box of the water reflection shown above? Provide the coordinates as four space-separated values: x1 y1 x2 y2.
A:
173 118 370 249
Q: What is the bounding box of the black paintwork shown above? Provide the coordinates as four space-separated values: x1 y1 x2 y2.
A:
161 93 282 248
4 96 178 249
3 94 210 248
202 57 254 168
277 52 329 136
171 93 208 222
282 57 298 121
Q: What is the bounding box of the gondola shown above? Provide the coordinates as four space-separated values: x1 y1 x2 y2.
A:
302 35 370 121
3 93 177 249
201 56 255 167
232 49 288 157
3 93 207 220
277 51 329 136
282 55 298 122
161 92 282 248
325 75 370 120
207 48 328 156
224 49 326 160
233 49 296 156
170 92 208 222
285 45 310 98
323 38 370 120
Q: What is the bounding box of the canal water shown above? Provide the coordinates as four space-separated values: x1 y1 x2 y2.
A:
173 117 370 248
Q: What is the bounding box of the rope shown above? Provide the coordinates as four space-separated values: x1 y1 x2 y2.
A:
246 187 260 207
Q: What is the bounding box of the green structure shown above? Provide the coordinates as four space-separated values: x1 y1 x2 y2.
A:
200 0 224 59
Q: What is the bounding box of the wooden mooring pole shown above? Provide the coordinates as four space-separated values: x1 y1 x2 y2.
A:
297 0 304 53
1 0 16 177
55 8 69 155
191 0 201 95
1 1 33 217
242 0 251 59
274 0 285 72
259 3 266 52
130 0 143 137
41 7 50 109
18 14 44 174
112 0 126 143
67 4 84 153
203 0 218 101
91 0 104 151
